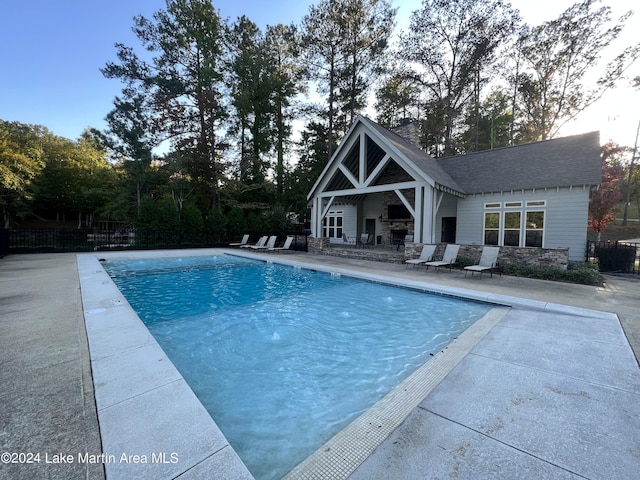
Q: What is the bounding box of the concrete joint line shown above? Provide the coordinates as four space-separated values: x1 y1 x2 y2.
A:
284 307 509 479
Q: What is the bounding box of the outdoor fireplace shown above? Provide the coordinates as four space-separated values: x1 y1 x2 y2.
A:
390 228 409 248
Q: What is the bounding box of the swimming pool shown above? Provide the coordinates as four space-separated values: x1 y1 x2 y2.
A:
103 254 492 479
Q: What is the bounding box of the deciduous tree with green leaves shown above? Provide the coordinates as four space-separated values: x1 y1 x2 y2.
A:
515 0 640 141
0 121 46 227
461 89 513 152
374 74 422 128
399 0 519 156
34 130 115 228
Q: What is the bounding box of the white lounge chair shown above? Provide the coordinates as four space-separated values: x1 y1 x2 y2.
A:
269 236 294 252
405 244 437 268
423 244 460 273
342 233 356 246
242 235 267 249
251 235 277 250
229 234 249 247
464 246 500 278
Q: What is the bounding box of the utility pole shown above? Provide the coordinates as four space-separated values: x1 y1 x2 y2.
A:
622 120 640 226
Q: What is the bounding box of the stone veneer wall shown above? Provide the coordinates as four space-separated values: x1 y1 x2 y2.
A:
405 243 570 269
307 237 404 263
309 238 570 268
307 236 330 252
381 190 414 242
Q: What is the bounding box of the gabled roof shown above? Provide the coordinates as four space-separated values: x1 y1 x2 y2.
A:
364 118 465 194
436 131 602 194
307 116 465 200
308 116 602 201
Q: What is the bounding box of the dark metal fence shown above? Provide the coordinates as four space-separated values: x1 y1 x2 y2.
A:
0 229 8 258
586 240 639 275
4 229 308 255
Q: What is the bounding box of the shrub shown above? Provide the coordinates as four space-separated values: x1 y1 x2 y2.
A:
225 207 247 235
205 206 228 234
180 202 204 231
502 262 600 285
456 256 476 268
135 197 179 231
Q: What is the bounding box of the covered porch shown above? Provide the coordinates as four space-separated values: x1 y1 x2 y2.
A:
311 187 460 249
307 116 465 248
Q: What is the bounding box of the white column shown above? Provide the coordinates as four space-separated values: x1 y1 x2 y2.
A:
359 131 366 185
312 197 321 237
422 187 433 242
414 187 423 242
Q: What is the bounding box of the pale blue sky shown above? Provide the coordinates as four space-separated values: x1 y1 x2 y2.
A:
1 0 638 148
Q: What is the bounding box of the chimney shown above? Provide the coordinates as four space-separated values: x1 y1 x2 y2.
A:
391 119 421 148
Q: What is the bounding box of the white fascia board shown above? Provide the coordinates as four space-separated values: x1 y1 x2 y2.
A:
358 116 436 189
316 180 423 198
306 117 366 201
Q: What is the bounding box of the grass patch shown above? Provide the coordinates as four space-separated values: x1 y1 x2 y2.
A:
588 223 640 242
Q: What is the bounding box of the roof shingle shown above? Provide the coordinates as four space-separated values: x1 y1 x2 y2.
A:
329 116 602 198
437 132 602 193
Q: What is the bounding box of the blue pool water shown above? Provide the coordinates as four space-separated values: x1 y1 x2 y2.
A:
104 255 491 479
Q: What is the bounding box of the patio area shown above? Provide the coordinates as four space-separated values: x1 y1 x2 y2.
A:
1 251 639 479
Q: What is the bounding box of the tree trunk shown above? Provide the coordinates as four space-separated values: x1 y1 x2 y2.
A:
328 58 335 162
276 95 284 196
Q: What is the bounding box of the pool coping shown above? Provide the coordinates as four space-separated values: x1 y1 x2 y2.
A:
77 249 617 479
77 251 253 479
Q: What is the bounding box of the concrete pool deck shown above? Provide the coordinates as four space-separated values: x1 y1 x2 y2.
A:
1 250 639 479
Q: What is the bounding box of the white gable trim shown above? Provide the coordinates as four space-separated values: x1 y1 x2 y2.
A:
307 120 363 200
364 153 391 187
358 117 437 189
338 163 359 188
315 181 423 198
320 196 336 219
394 189 415 218
307 117 439 201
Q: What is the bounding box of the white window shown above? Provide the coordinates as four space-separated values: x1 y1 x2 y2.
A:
322 210 343 238
483 201 545 247
525 211 544 247
503 211 522 246
483 212 500 245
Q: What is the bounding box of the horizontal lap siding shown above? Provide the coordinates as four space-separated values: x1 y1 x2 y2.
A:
342 204 358 237
454 188 590 261
456 198 484 245
435 195 458 242
544 188 590 261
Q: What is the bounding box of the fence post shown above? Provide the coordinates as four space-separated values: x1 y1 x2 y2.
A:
0 229 8 258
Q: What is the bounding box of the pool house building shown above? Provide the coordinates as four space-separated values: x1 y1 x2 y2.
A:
307 116 602 263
